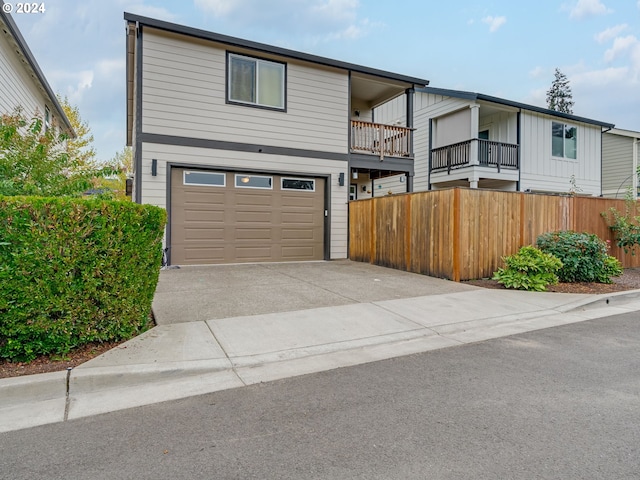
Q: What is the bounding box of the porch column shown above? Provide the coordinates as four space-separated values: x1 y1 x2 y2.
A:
469 104 480 166
406 173 413 193
406 88 415 157
469 173 479 189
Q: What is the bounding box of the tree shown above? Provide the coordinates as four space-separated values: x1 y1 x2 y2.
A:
99 146 133 199
58 95 97 168
546 68 574 114
0 108 110 196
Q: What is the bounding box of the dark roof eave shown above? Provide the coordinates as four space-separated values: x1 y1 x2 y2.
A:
0 5 75 135
417 86 615 129
123 12 429 88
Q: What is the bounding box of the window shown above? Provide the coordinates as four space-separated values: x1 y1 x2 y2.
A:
183 171 225 187
235 174 273 189
44 106 51 132
552 122 577 159
228 53 285 110
282 178 315 191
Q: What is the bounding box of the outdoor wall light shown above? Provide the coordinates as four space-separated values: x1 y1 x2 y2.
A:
338 172 345 186
352 171 358 180
399 176 405 183
151 159 157 177
362 185 367 192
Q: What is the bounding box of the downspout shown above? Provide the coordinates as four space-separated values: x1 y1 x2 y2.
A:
517 109 521 191
134 21 143 204
634 136 639 198
601 126 613 198
428 118 433 190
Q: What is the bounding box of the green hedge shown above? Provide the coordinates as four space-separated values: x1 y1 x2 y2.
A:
0 196 166 361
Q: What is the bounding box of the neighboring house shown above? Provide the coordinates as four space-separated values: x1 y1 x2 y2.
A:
373 87 615 197
125 13 428 266
602 128 640 199
0 2 72 134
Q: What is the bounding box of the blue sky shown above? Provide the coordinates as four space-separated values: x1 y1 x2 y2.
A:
9 0 640 162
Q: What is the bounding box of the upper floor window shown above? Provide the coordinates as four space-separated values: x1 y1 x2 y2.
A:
552 122 577 160
227 53 285 110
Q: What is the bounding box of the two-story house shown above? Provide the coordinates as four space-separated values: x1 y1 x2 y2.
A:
0 2 72 133
125 13 428 266
372 87 615 197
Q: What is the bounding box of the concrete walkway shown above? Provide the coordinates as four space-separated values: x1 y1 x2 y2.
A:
2 262 640 434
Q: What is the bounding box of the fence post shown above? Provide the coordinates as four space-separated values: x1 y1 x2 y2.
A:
453 188 461 282
405 193 412 272
370 198 376 264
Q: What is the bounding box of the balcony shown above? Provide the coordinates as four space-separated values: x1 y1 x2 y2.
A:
351 120 413 159
431 139 519 173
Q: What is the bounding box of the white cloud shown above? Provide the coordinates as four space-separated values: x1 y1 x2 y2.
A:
604 35 639 63
568 0 612 19
193 0 240 17
311 0 359 22
594 24 627 43
481 15 506 33
529 66 545 78
50 70 94 104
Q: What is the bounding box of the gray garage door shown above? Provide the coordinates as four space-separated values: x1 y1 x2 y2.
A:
170 168 325 265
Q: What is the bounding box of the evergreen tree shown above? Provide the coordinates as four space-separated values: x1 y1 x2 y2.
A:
546 68 574 114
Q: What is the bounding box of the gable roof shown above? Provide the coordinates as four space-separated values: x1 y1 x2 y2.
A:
123 12 429 87
418 86 615 129
0 3 74 134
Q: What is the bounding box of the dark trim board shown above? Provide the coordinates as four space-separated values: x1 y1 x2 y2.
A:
349 153 415 175
165 162 331 265
140 133 349 162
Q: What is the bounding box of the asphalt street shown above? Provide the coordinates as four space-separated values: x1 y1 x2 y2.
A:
1 311 639 480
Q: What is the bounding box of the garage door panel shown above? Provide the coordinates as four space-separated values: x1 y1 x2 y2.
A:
184 227 225 240
235 228 273 240
281 246 317 259
171 168 324 265
184 210 224 222
235 193 275 206
234 246 273 261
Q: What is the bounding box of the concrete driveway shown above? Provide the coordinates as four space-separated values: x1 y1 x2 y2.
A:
152 260 479 325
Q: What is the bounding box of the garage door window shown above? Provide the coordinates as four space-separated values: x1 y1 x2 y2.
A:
235 174 273 189
282 178 315 191
183 171 226 187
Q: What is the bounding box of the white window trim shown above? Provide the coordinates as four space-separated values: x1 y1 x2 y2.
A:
551 121 578 160
281 177 316 192
227 53 286 110
235 174 273 189
183 170 226 187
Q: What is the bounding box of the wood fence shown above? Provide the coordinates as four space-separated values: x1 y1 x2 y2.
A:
349 187 640 281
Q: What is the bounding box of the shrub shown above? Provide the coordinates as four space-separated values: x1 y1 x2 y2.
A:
492 246 563 292
0 196 166 362
536 231 622 284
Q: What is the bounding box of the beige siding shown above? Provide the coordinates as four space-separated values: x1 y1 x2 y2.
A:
0 27 47 116
141 29 349 154
374 96 406 126
602 132 634 197
140 142 348 259
520 112 601 195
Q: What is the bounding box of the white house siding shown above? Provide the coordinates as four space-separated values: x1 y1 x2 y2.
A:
374 95 406 126
602 132 635 197
0 26 47 116
141 29 349 154
139 142 349 259
519 112 600 195
478 110 517 144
